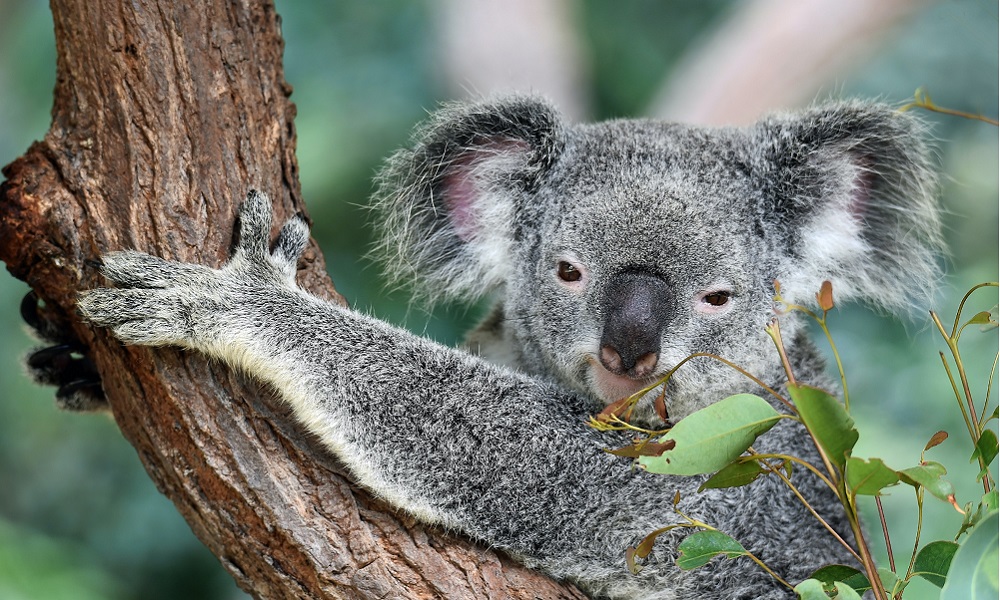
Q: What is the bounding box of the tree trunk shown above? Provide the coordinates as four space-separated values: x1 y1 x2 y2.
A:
0 1 586 598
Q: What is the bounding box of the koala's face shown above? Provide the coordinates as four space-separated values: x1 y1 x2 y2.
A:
375 97 941 420
503 123 784 417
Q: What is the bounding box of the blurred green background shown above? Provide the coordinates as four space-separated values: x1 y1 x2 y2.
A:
0 1 996 599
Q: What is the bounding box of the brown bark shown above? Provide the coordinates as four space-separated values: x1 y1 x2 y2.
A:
0 1 586 599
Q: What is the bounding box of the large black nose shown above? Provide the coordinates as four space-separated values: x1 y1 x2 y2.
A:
599 271 671 378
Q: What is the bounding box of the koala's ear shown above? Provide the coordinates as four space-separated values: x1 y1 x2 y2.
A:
748 101 944 313
372 96 564 302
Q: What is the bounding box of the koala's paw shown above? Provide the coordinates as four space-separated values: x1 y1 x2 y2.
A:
22 291 108 412
79 190 310 350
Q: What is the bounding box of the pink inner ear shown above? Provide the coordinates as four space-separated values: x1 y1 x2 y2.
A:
443 159 480 242
441 139 531 242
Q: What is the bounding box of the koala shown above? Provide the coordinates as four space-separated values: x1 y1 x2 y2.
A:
77 96 941 600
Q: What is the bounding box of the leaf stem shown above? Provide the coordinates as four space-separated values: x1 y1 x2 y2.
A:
747 452 837 493
765 319 797 387
844 498 890 600
817 318 850 411
901 487 925 592
875 496 894 572
746 552 793 590
982 350 998 426
939 352 976 443
637 351 794 411
901 89 1000 126
760 457 862 563
932 309 993 493
948 282 998 336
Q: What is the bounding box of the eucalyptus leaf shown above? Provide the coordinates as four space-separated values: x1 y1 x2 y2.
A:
626 525 677 575
898 461 955 503
626 525 679 574
912 540 959 588
940 512 999 599
698 460 765 491
639 394 781 476
983 490 999 512
845 457 899 496
832 582 863 599
971 429 998 481
965 310 994 326
675 530 747 570
808 564 871 594
923 430 948 452
877 567 903 596
794 579 828 600
788 384 857 471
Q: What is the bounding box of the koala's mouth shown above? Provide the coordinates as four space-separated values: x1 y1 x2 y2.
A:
587 359 662 405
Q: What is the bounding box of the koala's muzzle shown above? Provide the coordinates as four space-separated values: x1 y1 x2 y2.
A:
598 272 671 379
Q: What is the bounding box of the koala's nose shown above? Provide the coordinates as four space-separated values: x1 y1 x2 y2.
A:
599 271 671 379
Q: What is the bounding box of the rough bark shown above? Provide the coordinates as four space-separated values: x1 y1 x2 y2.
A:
0 1 586 598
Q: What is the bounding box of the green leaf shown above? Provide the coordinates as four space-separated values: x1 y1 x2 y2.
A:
845 457 900 496
983 490 999 512
877 567 902 596
675 530 747 570
795 577 866 600
789 384 858 471
698 459 765 491
638 394 781 476
794 579 829 600
808 564 871 594
912 540 959 587
898 461 956 504
832 582 863 599
971 429 998 481
966 311 995 326
940 511 999 599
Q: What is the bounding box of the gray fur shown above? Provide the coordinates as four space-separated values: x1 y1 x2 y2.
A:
78 97 942 599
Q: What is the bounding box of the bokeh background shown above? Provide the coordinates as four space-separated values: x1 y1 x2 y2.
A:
0 1 996 598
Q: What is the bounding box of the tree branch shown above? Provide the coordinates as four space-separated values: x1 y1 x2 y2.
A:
0 1 585 598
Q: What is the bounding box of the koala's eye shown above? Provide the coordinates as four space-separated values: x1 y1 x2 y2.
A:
557 261 582 282
702 291 731 306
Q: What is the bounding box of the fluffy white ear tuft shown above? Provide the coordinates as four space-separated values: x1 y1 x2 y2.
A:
751 101 944 314
372 96 564 304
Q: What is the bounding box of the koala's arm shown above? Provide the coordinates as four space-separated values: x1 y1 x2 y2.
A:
77 193 663 588
80 193 851 599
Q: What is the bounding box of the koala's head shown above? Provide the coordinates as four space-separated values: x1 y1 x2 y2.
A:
374 96 942 418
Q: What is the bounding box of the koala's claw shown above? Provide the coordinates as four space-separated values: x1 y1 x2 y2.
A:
20 290 45 333
32 344 102 399
25 338 106 411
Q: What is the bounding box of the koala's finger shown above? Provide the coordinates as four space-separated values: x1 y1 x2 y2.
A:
78 287 186 328
110 318 191 347
272 215 309 277
235 190 274 263
100 250 208 288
